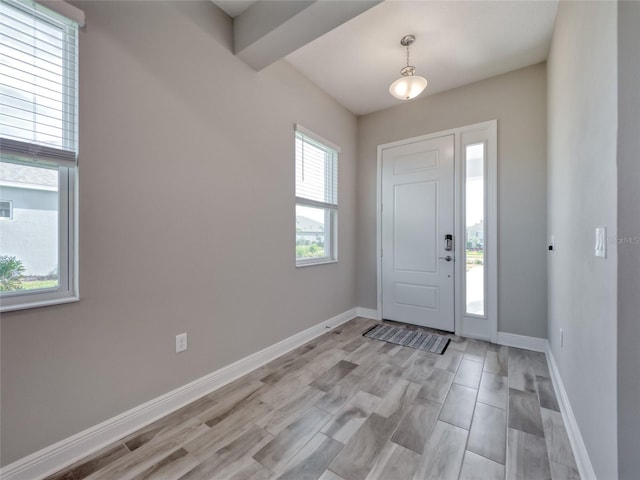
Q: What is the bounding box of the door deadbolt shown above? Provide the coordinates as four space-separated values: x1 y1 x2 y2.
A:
445 234 453 251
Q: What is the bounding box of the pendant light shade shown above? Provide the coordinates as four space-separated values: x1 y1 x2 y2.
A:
389 73 428 100
389 35 428 100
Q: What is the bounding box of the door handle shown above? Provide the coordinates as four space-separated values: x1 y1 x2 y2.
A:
439 255 453 262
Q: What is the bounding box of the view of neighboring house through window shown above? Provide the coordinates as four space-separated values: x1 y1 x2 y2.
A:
0 0 80 310
465 142 485 316
295 127 339 266
0 163 59 291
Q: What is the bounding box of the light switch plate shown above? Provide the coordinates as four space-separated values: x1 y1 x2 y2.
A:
176 333 188 353
595 227 607 258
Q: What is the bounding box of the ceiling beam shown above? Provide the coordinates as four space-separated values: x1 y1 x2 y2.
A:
234 0 382 71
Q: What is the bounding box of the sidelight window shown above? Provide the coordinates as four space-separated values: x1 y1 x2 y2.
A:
464 142 485 316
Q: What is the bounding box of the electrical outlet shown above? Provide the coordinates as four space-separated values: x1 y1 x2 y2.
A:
175 333 187 353
560 328 564 348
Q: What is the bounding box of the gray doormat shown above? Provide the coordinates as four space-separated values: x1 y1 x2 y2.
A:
363 324 450 355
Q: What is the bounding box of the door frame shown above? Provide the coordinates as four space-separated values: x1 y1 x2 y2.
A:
376 120 498 342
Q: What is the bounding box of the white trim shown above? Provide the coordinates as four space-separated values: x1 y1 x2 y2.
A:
496 331 547 352
294 124 341 153
375 120 498 342
459 122 498 342
452 130 463 338
295 259 337 268
356 307 381 320
545 344 597 480
0 308 358 480
0 294 79 313
487 122 498 343
376 148 383 319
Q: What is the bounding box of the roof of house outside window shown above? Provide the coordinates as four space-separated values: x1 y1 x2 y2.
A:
296 215 324 233
0 162 58 191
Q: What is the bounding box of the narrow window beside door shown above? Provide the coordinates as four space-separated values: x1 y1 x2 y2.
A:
465 142 485 316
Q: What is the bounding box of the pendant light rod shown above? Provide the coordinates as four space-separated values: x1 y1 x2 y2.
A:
400 35 415 75
401 35 415 58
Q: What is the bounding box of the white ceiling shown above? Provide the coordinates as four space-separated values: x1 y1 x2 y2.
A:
214 1 559 116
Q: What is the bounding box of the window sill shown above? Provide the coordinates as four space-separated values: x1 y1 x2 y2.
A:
1 294 79 313
296 259 338 268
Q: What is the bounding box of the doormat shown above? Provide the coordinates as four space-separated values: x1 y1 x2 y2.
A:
363 324 450 355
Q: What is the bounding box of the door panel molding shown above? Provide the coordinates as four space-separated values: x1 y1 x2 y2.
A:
376 120 498 342
381 134 454 330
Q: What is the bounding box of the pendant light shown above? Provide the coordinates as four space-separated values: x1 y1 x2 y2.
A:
389 35 428 100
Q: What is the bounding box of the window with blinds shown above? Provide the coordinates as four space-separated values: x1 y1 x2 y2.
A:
0 0 81 311
0 0 78 166
295 127 339 266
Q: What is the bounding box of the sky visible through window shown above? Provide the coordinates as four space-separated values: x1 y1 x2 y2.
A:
465 143 484 228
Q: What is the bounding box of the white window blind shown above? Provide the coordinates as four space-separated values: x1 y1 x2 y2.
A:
295 129 338 209
0 0 79 167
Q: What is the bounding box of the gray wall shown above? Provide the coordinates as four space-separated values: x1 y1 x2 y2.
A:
547 2 618 479
617 1 640 478
0 1 358 465
357 63 548 338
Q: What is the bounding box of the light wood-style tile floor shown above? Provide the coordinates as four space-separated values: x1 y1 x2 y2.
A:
45 318 580 480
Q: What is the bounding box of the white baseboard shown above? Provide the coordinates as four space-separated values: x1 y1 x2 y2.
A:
496 331 547 352
545 344 597 480
0 308 359 480
356 307 380 320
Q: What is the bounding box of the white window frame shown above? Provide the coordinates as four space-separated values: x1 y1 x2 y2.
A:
0 0 80 312
463 140 487 318
295 125 340 267
458 123 497 341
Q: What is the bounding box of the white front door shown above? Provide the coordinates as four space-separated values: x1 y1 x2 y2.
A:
381 134 455 331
